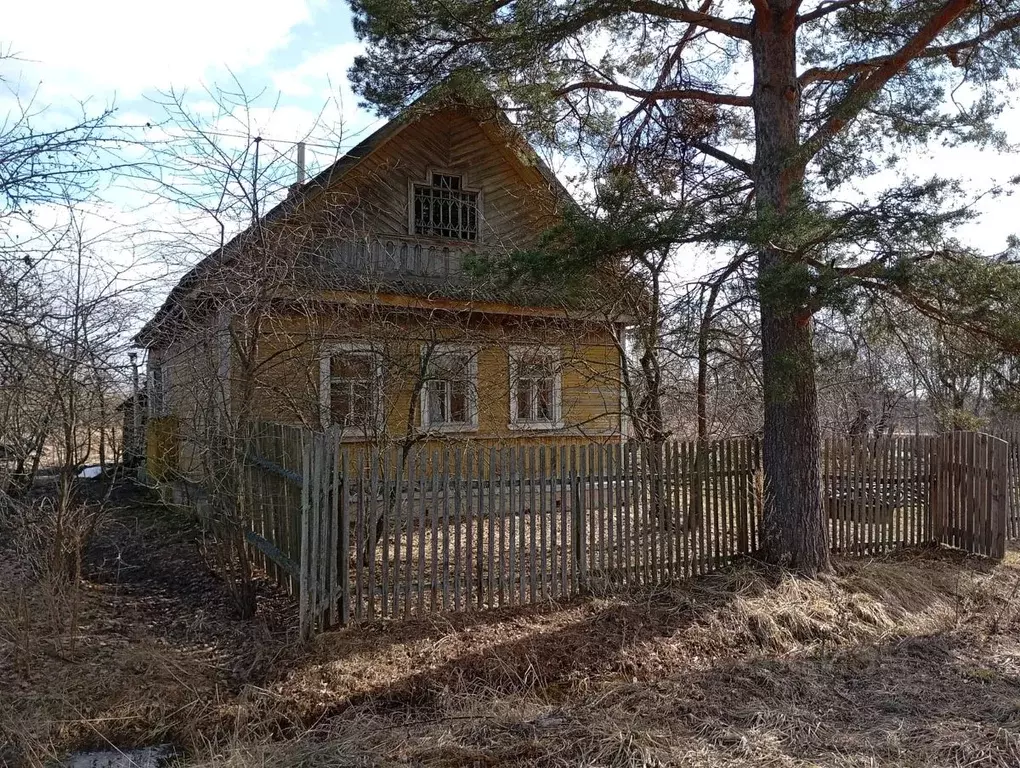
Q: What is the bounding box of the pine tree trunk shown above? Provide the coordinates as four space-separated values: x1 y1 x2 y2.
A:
752 3 831 574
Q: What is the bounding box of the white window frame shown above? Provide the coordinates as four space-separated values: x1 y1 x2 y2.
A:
319 342 385 433
508 345 563 430
408 169 483 243
148 358 171 418
419 343 479 433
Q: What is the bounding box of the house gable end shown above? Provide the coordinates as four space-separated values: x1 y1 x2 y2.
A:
305 107 563 252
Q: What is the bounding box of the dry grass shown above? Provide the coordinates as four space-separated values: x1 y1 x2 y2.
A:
220 550 1020 767
5 483 1020 766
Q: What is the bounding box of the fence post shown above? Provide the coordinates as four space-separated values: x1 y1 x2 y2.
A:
298 431 312 641
572 445 587 594
992 437 1009 560
339 443 350 626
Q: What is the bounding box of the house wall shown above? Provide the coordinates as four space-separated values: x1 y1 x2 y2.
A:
146 310 231 478
233 306 624 450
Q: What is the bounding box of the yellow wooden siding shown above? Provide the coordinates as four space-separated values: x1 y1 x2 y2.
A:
230 310 622 446
145 416 179 481
148 320 230 477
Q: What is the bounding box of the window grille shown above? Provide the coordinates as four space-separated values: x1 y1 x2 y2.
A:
413 174 478 240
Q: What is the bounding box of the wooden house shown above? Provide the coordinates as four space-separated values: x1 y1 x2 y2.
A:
135 93 627 486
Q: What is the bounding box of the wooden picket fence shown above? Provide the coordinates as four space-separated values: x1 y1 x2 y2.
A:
993 427 1020 540
239 425 1012 639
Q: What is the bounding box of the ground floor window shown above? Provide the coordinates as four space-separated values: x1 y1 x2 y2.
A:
509 346 562 428
421 344 478 430
322 345 382 430
148 359 171 417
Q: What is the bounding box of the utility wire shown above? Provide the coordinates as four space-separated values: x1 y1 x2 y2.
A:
142 121 384 152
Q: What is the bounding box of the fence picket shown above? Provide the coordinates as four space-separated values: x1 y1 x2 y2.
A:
607 442 618 582
476 447 486 610
529 445 537 604
417 450 427 615
675 441 688 578
380 447 392 619
404 450 415 619
392 449 403 619
431 449 440 613
620 440 628 583
506 446 515 606
454 448 464 613
636 442 648 585
709 442 721 569
663 442 675 578
538 446 548 599
298 436 311 640
328 437 340 627
994 438 1008 558
487 446 497 609
587 444 597 582
366 450 378 620
339 446 350 626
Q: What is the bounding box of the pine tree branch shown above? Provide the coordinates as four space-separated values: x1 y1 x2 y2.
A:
799 0 976 159
630 0 753 39
691 139 755 176
799 9 1020 86
796 0 865 26
552 80 752 107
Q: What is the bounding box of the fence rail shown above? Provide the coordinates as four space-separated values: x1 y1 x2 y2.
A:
239 426 1013 639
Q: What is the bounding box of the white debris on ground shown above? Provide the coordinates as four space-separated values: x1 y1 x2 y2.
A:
64 745 177 768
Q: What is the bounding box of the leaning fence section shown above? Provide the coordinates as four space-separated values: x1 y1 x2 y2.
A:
241 423 306 596
239 426 1014 638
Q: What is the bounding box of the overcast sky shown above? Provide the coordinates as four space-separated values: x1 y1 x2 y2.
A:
4 0 1020 322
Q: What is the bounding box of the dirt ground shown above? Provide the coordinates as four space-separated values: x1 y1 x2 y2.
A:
3 480 1020 767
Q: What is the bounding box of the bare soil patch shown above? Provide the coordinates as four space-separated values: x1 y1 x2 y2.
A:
4 481 1020 766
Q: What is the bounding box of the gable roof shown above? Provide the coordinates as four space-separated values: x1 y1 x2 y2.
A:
134 92 576 348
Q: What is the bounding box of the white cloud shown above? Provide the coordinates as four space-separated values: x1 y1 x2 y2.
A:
271 42 363 100
2 0 315 99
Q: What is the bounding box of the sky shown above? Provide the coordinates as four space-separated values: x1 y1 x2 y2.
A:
3 0 384 190
4 1 373 135
4 0 1020 336
3 0 384 330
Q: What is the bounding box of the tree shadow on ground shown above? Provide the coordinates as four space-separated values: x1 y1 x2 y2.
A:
277 549 1020 765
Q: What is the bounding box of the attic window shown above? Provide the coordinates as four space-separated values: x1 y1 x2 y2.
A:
413 172 478 241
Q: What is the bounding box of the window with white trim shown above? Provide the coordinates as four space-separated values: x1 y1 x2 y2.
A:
421 345 478 430
412 172 479 241
323 347 382 429
509 347 562 428
148 360 171 417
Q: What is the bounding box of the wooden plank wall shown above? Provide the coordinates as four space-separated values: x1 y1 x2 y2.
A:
240 427 1014 638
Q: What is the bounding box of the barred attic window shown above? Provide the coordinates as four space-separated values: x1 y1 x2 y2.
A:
413 173 478 240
